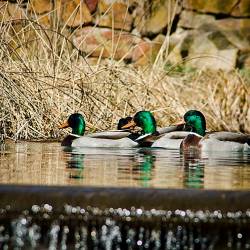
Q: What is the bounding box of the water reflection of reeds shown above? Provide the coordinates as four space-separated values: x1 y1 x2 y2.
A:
0 142 250 190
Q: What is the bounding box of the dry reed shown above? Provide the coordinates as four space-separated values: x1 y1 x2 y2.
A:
0 16 249 141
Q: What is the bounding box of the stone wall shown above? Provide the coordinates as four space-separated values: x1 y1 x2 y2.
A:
1 0 250 70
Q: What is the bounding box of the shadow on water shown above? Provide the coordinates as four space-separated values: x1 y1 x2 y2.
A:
0 142 250 248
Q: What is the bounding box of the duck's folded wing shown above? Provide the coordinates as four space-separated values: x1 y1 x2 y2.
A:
72 137 138 148
152 131 192 149
86 130 131 139
160 131 192 139
157 124 185 135
208 132 250 145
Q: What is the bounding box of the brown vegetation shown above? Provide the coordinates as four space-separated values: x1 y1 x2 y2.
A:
0 18 249 141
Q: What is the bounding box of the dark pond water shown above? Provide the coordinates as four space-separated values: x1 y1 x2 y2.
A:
0 141 250 190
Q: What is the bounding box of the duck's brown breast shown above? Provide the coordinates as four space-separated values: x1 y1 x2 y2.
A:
180 134 202 150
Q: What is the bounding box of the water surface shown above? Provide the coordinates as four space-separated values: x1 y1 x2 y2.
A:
0 141 250 190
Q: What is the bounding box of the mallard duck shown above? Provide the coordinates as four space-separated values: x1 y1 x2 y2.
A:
121 111 185 147
59 113 138 147
176 110 250 151
152 110 250 151
151 111 200 149
155 110 250 151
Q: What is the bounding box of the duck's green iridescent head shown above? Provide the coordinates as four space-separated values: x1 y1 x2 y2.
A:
59 113 86 136
133 111 157 134
184 110 206 136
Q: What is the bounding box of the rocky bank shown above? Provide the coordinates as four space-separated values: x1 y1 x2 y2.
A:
1 0 250 70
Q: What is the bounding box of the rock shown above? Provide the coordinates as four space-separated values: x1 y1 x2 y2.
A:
85 0 98 13
132 1 145 33
56 0 92 27
72 26 164 64
231 0 250 17
131 40 152 62
166 28 190 64
167 28 239 71
185 18 250 53
140 0 181 35
27 0 52 14
0 2 24 22
72 27 142 60
178 10 215 29
183 0 238 14
186 31 238 71
214 18 250 52
134 34 165 65
96 0 133 31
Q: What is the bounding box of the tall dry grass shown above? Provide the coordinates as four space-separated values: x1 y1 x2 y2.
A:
0 16 249 141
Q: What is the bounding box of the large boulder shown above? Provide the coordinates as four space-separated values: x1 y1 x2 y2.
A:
95 0 133 31
179 13 250 53
135 0 181 35
72 26 164 64
55 0 92 27
183 0 238 14
72 27 142 60
186 30 238 71
134 34 165 65
214 19 250 51
178 10 215 29
167 28 238 71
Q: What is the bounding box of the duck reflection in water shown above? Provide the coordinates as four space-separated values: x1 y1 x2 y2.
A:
63 146 156 187
133 149 156 187
181 148 204 189
63 147 141 184
63 147 85 179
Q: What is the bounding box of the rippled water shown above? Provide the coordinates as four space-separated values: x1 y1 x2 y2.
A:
0 141 250 189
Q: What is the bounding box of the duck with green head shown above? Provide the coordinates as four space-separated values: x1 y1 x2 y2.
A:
123 111 157 134
179 110 250 151
119 111 157 147
122 111 185 147
152 110 250 151
59 113 138 147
